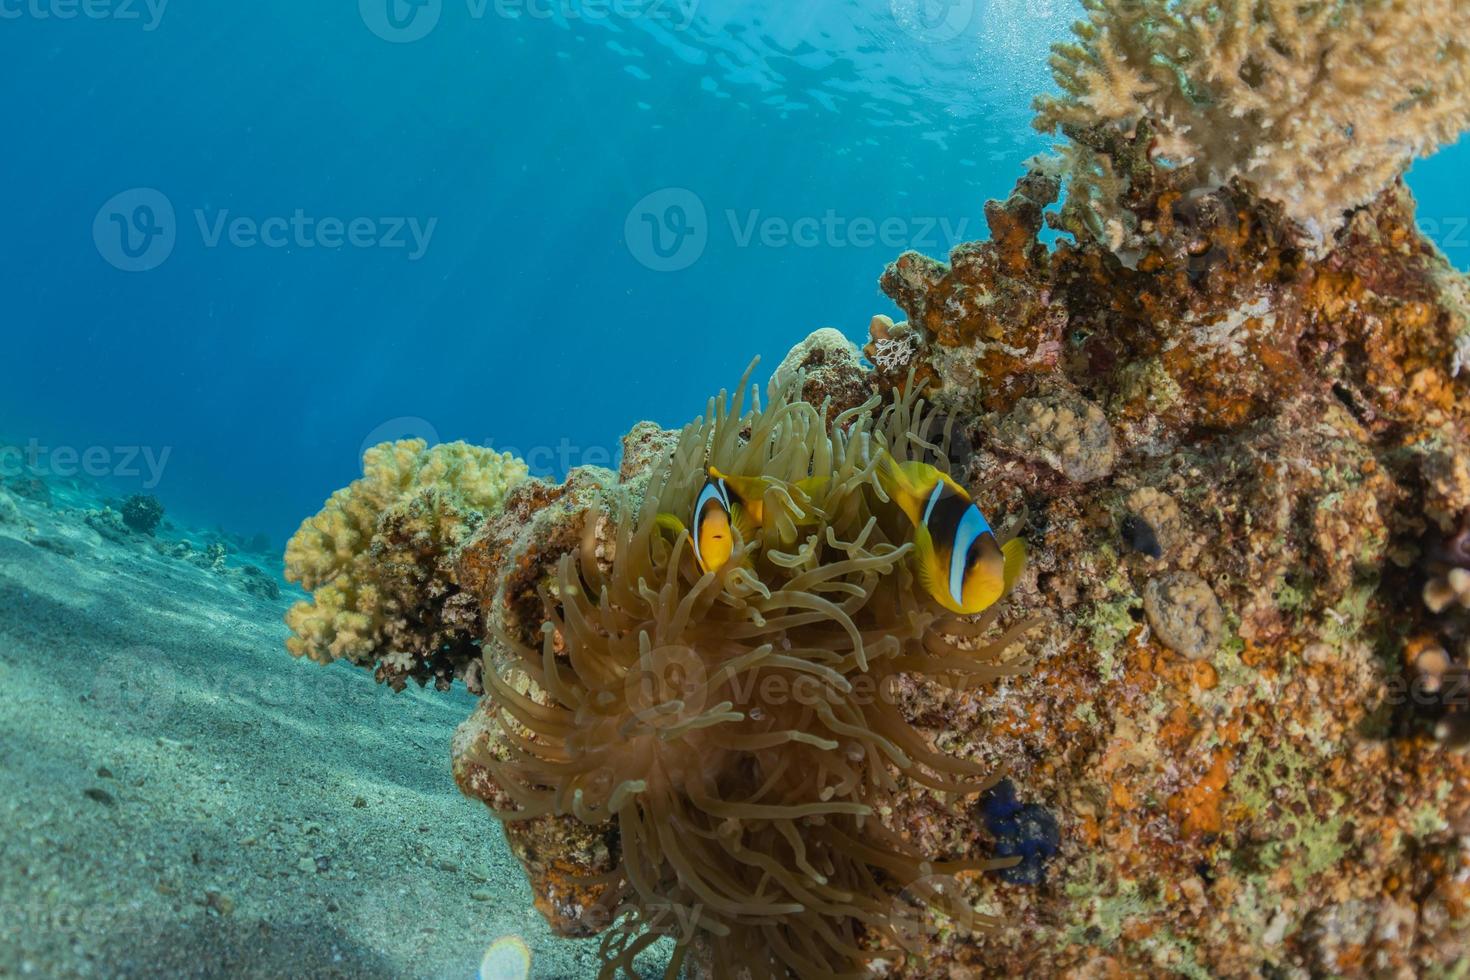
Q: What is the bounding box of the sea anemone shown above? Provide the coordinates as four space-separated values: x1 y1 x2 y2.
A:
465 367 1036 978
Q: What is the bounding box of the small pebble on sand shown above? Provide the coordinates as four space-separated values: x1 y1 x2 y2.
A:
83 788 115 807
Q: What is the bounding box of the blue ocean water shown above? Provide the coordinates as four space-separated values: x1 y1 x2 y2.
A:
1 0 1466 544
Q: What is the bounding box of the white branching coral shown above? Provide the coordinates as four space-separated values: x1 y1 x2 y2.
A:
872 334 919 372
1035 0 1470 245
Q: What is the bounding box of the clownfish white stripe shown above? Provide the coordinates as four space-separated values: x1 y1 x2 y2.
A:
948 504 992 606
922 481 944 528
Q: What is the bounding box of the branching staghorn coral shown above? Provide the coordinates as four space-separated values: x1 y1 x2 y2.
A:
463 369 1034 978
1034 0 1470 247
284 439 527 691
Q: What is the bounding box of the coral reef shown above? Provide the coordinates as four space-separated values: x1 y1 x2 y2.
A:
853 149 1470 977
276 6 1470 977
1034 0 1470 250
285 196 1470 977
283 439 527 692
120 494 164 535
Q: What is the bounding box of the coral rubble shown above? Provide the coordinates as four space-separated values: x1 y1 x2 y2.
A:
83 506 134 543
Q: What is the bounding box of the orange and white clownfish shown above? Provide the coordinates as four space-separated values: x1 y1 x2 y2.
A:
877 453 1025 615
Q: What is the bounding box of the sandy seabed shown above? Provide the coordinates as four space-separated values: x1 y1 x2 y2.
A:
0 482 616 980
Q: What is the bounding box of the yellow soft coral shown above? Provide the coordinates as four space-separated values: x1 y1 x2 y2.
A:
1035 0 1470 246
284 439 528 691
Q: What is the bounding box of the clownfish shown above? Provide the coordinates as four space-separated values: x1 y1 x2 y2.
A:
877 454 1025 615
663 467 829 575
688 470 743 574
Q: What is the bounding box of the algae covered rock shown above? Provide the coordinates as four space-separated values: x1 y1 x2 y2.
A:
283 439 527 692
0 488 20 527
616 420 677 482
860 171 1470 978
1143 571 1223 661
997 388 1117 484
84 507 133 543
773 326 872 419
120 494 164 535
228 564 281 602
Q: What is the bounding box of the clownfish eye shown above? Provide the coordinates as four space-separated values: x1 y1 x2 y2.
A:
965 534 986 571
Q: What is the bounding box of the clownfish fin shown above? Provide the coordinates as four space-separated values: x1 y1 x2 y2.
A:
876 452 925 524
709 466 770 528
655 513 688 538
731 505 758 544
909 526 942 599
876 452 946 528
793 475 829 499
791 475 830 524
1001 537 1027 594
